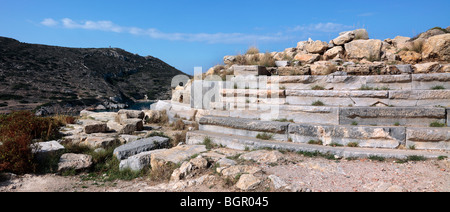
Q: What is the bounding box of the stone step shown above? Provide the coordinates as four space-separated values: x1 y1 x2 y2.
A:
186 130 449 159
339 107 447 127
267 73 450 90
198 115 449 150
197 105 447 127
285 90 450 107
199 116 290 141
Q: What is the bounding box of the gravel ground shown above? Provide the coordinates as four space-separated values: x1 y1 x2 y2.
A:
1 151 449 192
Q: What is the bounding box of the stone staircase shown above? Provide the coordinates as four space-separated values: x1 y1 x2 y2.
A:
158 69 450 158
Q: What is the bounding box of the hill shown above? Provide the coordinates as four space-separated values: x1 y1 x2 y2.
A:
0 36 186 114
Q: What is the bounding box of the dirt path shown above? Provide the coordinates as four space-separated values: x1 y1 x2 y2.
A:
2 151 449 192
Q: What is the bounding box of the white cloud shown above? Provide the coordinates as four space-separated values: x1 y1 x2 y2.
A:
41 18 58 27
40 18 287 44
290 22 354 33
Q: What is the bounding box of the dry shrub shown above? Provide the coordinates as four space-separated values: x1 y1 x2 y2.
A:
172 131 187 146
172 119 186 130
246 46 260 55
259 52 276 67
0 111 65 174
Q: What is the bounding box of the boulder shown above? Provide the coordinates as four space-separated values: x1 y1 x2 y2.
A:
57 153 93 172
392 36 411 49
120 118 144 134
323 46 344 60
235 174 262 191
113 136 170 160
332 31 355 45
294 53 320 64
150 145 207 170
223 55 236 65
422 34 450 61
119 149 166 171
352 29 369 40
310 63 335 75
277 66 311 76
82 120 108 134
238 150 285 164
170 156 209 181
117 109 145 119
413 62 442 73
345 39 382 61
275 61 290 67
398 50 422 64
305 40 329 54
83 135 118 148
415 28 446 40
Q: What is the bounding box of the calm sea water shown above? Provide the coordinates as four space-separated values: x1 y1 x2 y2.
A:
94 101 155 112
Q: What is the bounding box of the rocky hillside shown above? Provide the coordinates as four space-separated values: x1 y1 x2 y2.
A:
0 36 186 114
207 26 450 78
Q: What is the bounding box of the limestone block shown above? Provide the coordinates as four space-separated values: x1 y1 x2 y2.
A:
406 127 450 150
113 136 170 160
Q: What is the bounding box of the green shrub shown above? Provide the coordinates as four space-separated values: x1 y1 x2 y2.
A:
430 121 445 127
256 132 274 140
431 85 445 90
312 100 325 106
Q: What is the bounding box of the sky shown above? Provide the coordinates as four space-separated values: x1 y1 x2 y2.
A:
0 0 449 75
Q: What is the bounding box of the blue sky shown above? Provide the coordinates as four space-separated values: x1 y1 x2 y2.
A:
1 0 449 75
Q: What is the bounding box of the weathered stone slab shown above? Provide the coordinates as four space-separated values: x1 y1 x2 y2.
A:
119 149 167 171
81 120 108 134
118 109 145 119
285 90 389 106
275 61 290 67
412 73 450 90
113 136 170 160
277 66 311 76
199 116 289 134
220 89 285 98
239 150 285 164
388 90 450 107
447 108 450 127
234 65 270 76
58 153 93 172
288 124 406 148
406 127 450 150
83 135 118 148
286 90 389 98
339 107 447 127
345 39 382 60
150 145 207 170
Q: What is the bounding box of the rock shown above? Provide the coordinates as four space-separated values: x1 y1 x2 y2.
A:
233 65 270 76
113 136 170 160
119 149 166 171
119 118 144 134
170 156 209 181
239 150 285 164
223 55 236 65
332 31 355 45
217 165 262 178
277 66 311 76
83 135 118 148
415 28 446 40
345 39 382 61
119 134 139 144
275 61 290 67
395 64 414 74
294 53 320 64
352 29 369 40
310 63 335 75
268 175 288 190
235 174 262 191
117 109 145 119
216 158 237 167
422 34 450 61
150 145 207 171
398 51 422 64
305 40 328 54
81 120 108 134
31 140 65 155
413 62 442 73
323 46 344 60
392 36 411 50
57 153 93 172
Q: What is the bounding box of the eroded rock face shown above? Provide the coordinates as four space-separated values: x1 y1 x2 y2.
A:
305 40 329 54
345 39 382 61
422 34 450 61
